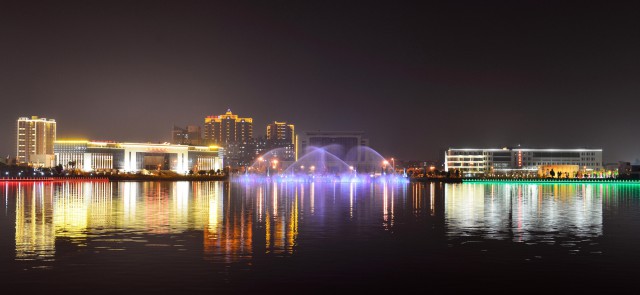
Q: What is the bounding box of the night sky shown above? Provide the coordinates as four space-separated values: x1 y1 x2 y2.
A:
2 0 640 162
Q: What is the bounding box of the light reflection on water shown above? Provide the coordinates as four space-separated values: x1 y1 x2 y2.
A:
5 180 640 290
445 183 603 242
10 181 621 264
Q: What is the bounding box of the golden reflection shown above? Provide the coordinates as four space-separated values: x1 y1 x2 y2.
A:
383 182 388 223
263 182 299 255
122 182 138 226
173 181 189 227
310 182 315 214
12 180 304 264
15 183 55 261
53 182 88 239
430 182 435 216
204 181 255 262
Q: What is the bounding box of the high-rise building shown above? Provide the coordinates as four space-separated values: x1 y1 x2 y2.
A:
16 116 56 166
266 121 295 144
203 109 253 145
172 125 202 145
265 121 296 162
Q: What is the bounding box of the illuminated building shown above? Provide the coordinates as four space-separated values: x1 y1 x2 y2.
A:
16 116 56 166
265 121 297 161
444 147 603 176
54 140 223 173
172 125 202 145
266 121 295 144
203 109 253 145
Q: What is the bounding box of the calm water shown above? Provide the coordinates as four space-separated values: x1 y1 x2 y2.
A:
1 180 640 293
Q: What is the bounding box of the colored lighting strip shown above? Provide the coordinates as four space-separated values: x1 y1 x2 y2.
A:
1 177 109 183
463 178 640 184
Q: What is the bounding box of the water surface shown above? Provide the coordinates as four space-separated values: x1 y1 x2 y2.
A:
1 180 639 293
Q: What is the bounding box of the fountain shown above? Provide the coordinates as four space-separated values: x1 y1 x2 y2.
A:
237 145 408 183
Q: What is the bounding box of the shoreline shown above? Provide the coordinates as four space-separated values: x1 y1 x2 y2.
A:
0 174 229 182
463 178 640 184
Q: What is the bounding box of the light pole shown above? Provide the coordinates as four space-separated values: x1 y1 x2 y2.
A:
272 159 278 175
258 156 264 174
391 158 395 175
382 160 389 175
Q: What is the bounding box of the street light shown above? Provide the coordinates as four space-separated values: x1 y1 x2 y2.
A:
382 160 389 175
391 158 395 174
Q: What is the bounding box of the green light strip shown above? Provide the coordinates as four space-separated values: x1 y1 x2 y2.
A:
463 179 640 185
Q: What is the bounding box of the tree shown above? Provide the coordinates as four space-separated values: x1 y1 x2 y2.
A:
550 169 555 178
54 164 63 175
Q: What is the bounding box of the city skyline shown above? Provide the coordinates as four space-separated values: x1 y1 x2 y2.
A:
2 1 640 162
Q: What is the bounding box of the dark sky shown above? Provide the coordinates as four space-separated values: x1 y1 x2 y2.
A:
2 0 640 162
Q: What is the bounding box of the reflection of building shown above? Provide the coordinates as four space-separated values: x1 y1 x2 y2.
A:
444 183 603 241
16 116 57 166
54 140 223 173
14 181 113 262
15 183 55 260
172 125 202 145
203 109 253 145
444 147 603 176
11 181 301 265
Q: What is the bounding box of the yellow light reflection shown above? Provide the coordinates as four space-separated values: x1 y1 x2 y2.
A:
15 183 55 261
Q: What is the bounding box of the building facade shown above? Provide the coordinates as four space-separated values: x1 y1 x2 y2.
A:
444 147 603 176
54 140 223 173
172 125 202 145
267 121 295 144
300 131 380 172
203 109 253 145
16 116 57 166
265 121 297 162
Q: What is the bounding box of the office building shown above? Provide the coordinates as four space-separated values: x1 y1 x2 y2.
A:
203 109 253 145
172 125 202 145
265 121 297 162
444 147 603 176
16 116 57 166
54 140 223 173
267 121 295 144
301 131 368 159
300 131 379 172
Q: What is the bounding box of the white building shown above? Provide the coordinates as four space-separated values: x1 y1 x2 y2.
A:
444 147 603 176
54 140 223 173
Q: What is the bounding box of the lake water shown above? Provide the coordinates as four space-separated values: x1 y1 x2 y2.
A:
1 180 639 293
